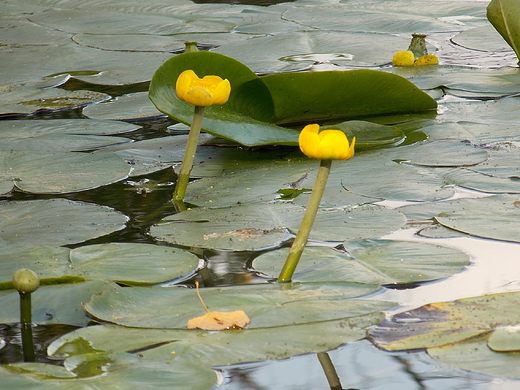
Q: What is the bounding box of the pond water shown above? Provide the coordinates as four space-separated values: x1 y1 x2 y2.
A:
2 0 520 389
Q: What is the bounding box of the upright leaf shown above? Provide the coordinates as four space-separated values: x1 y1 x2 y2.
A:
487 0 520 62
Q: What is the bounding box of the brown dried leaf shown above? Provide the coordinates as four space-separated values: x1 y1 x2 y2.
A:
186 310 250 331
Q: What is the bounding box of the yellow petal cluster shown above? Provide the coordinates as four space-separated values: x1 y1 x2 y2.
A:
176 69 231 106
299 124 355 160
392 50 439 67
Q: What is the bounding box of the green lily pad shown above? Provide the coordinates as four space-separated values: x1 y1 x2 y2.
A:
0 353 217 389
149 51 299 147
0 119 136 152
0 280 117 326
1 150 130 194
369 291 520 351
149 51 436 146
82 92 164 121
0 199 128 250
253 240 469 284
322 120 405 148
69 243 200 286
488 325 520 352
429 336 520 380
151 203 406 251
0 246 83 290
0 85 110 116
47 315 391 368
83 281 387 329
435 194 520 243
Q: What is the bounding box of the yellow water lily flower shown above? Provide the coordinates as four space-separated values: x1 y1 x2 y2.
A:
392 50 415 66
176 69 231 106
299 124 356 160
392 51 439 67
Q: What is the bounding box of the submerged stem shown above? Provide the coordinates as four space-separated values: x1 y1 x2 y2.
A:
20 292 35 362
278 159 332 282
173 105 205 201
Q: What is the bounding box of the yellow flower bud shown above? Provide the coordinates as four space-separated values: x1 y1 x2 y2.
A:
176 69 231 106
414 54 439 66
299 124 355 160
392 51 415 67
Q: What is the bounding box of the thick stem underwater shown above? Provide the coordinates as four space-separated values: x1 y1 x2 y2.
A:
173 105 205 201
278 159 332 282
317 352 342 390
20 292 35 362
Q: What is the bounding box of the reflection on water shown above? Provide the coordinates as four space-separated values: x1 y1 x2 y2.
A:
218 339 512 390
0 324 79 365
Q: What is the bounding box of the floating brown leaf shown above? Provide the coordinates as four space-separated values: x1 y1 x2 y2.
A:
186 310 250 331
186 281 250 330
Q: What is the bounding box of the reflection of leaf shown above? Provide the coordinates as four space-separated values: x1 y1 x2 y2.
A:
487 0 520 62
187 310 250 331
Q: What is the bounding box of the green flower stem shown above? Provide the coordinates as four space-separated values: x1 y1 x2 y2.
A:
278 159 332 282
173 105 205 201
20 292 35 362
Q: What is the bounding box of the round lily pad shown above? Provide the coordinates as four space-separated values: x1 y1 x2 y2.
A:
253 240 469 284
0 119 136 152
1 150 131 194
83 281 387 329
151 203 406 250
0 199 128 250
69 243 200 286
435 194 520 243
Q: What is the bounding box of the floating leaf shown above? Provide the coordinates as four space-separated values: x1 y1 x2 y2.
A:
186 310 250 331
0 119 136 152
429 336 520 380
1 150 130 194
69 243 200 286
435 194 520 243
151 203 406 251
0 353 217 389
83 282 387 329
369 291 520 351
253 240 469 284
0 280 117 326
0 199 128 250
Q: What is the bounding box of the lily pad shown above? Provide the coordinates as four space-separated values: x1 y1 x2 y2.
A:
261 69 437 125
0 280 117 326
253 240 469 284
0 246 82 290
69 243 200 286
0 199 128 250
0 85 110 116
1 150 131 194
435 194 520 243
429 336 520 380
0 119 136 152
149 51 436 146
369 291 520 351
47 315 391 368
83 281 386 329
0 353 217 389
82 92 164 121
151 203 406 250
